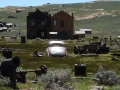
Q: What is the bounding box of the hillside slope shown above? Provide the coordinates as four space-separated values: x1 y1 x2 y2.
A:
0 1 120 36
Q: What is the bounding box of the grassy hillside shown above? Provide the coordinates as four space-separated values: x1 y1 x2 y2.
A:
0 1 120 36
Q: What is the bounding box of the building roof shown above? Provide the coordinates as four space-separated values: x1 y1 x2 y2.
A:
2 27 7 29
0 23 4 27
27 8 50 18
0 27 7 30
6 23 12 26
52 11 74 18
75 31 85 34
0 27 3 30
80 29 92 31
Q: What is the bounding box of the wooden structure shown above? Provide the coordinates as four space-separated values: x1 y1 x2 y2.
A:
49 32 57 39
74 31 85 38
27 9 74 40
74 42 109 55
27 9 51 39
51 11 74 40
0 22 8 32
80 29 92 34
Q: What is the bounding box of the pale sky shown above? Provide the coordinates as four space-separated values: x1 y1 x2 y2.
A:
0 0 95 7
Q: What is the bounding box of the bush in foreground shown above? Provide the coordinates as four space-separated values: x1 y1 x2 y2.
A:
37 68 74 90
95 65 120 86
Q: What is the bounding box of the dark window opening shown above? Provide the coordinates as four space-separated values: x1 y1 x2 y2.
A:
41 21 44 25
67 20 70 26
60 20 64 27
44 19 47 25
54 20 57 26
29 19 35 26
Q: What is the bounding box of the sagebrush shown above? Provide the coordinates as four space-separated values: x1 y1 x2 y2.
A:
95 65 120 86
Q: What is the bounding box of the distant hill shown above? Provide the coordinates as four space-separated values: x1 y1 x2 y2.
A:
0 1 120 36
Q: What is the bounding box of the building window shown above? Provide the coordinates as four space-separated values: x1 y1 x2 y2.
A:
67 20 70 26
54 20 56 26
29 19 35 26
60 20 64 27
41 19 47 26
44 19 47 25
41 32 44 36
41 21 44 25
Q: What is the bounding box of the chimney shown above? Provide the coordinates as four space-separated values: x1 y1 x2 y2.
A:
71 13 73 18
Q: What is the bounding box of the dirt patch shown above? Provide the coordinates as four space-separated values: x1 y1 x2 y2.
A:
75 11 113 20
